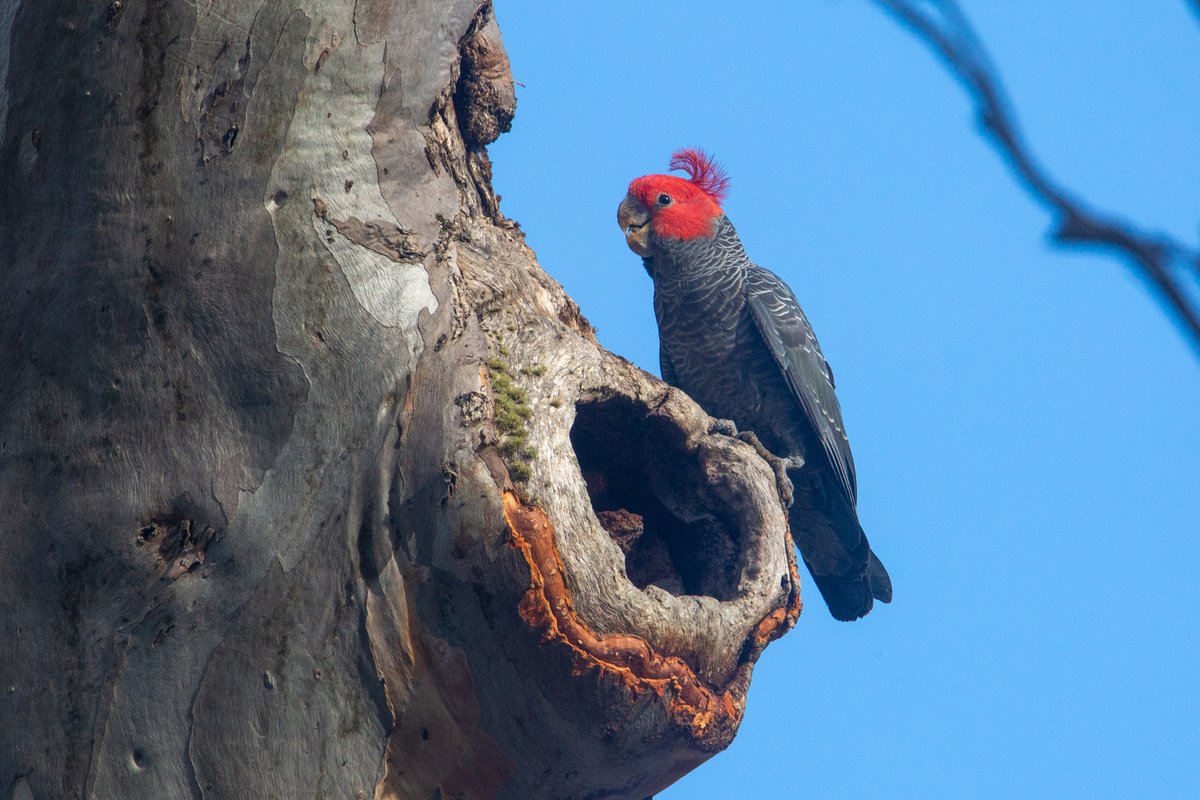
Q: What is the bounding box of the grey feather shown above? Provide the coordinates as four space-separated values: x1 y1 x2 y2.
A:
641 215 891 620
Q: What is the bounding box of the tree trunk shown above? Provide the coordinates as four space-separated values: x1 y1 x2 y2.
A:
0 2 798 798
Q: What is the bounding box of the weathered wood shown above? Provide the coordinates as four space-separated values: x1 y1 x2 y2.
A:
0 2 799 798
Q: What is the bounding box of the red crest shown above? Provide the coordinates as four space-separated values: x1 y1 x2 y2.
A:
668 148 730 203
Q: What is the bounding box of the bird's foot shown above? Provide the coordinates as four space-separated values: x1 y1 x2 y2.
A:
735 431 796 509
709 418 738 437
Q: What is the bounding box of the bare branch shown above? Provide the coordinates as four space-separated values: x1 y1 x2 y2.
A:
871 0 1200 355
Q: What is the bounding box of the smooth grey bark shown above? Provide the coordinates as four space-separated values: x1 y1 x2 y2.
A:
0 2 797 799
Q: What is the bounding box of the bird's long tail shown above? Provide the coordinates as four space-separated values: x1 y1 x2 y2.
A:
809 568 889 622
791 485 892 621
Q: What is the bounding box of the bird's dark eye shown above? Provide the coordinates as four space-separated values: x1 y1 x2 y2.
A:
656 193 673 206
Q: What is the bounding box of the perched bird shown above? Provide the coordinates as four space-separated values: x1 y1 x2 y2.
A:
617 148 891 621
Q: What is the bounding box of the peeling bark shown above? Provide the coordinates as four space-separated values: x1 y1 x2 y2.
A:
0 2 798 798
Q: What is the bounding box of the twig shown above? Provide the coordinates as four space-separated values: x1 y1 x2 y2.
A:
870 0 1200 356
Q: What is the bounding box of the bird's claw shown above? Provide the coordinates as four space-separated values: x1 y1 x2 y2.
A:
709 418 738 436
735 431 796 509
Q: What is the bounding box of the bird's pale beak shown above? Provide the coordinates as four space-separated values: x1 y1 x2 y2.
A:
618 195 652 257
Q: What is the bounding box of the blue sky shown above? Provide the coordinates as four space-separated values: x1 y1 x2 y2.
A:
489 3 1200 797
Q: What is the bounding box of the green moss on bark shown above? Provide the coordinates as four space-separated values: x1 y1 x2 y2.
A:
487 356 537 487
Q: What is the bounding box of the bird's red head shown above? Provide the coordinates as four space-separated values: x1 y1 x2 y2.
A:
619 149 729 255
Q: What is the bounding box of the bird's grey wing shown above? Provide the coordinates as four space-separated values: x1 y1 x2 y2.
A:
745 265 858 505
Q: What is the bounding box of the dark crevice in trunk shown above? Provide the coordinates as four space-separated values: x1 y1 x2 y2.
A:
571 396 741 601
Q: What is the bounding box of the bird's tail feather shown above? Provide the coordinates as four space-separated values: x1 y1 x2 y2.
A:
811 573 875 622
868 551 892 604
809 555 890 622
792 474 892 620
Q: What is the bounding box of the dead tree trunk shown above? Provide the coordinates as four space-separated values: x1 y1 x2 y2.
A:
0 2 798 798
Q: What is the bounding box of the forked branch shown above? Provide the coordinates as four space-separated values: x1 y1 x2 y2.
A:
871 0 1200 356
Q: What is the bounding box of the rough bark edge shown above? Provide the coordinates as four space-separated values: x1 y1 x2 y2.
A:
500 490 802 751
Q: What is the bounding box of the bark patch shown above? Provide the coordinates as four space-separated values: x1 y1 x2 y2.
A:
136 515 220 581
312 196 426 263
329 216 425 263
501 491 800 751
454 4 515 149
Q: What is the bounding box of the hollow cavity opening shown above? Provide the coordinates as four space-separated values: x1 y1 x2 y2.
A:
570 396 740 600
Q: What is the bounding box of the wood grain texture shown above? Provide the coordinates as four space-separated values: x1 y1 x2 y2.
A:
0 2 799 798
